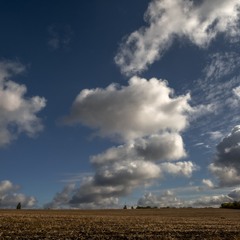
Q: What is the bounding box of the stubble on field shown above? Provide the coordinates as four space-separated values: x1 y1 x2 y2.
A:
0 208 240 239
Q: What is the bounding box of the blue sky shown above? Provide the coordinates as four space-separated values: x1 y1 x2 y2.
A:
0 0 240 209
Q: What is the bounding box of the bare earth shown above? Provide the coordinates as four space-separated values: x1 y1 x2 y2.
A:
0 208 240 239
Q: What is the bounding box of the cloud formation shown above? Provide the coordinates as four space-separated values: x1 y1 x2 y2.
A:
0 180 36 208
66 134 194 208
53 76 203 208
64 76 191 141
115 0 240 75
209 125 240 187
67 159 197 208
91 132 186 166
0 60 46 146
69 159 161 208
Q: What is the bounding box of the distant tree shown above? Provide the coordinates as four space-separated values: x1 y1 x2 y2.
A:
221 201 240 209
123 204 127 209
16 202 21 210
136 206 158 209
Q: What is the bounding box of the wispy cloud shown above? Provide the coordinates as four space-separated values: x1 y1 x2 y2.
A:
190 52 240 109
185 51 240 149
206 131 224 141
47 24 74 51
203 52 240 81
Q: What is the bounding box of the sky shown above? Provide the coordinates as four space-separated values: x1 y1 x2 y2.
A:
0 0 240 209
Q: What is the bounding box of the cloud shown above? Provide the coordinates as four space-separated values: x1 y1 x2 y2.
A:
186 51 240 145
67 133 193 208
0 60 46 146
197 53 240 105
44 184 76 209
190 195 232 208
91 132 186 166
115 0 240 75
47 24 73 50
138 191 183 208
137 190 230 208
160 161 197 177
228 188 240 200
228 86 240 108
0 180 19 194
209 125 240 187
203 52 240 81
207 131 223 141
64 76 192 141
70 183 119 209
137 187 240 208
54 76 204 208
69 160 161 208
202 179 214 188
233 86 240 98
0 180 37 208
67 156 197 208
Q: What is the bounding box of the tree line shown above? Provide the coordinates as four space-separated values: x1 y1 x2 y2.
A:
221 201 240 209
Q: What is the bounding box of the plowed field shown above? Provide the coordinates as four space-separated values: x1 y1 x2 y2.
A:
0 208 240 239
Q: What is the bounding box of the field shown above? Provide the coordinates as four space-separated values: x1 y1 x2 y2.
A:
1 208 240 239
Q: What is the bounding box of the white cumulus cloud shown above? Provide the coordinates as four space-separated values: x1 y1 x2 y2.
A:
160 161 197 177
58 76 203 208
64 76 191 141
91 132 186 166
0 60 46 146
